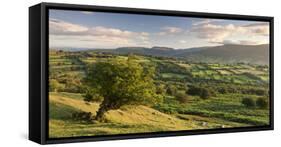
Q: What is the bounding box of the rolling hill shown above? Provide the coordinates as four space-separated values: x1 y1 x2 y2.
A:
177 44 269 65
49 92 246 138
115 44 269 65
52 44 269 65
115 46 175 57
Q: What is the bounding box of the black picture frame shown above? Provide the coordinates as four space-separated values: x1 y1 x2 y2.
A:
29 2 274 144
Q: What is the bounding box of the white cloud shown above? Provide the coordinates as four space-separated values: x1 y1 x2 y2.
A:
221 40 240 45
81 11 94 14
239 40 263 45
89 26 134 38
243 22 269 36
50 19 136 37
192 19 222 26
191 21 269 45
179 40 187 44
162 27 182 33
49 18 269 48
158 26 183 36
49 19 88 35
50 35 134 48
191 23 238 42
221 39 267 45
49 19 151 48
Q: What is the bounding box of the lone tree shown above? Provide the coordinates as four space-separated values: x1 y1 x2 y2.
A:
84 56 162 121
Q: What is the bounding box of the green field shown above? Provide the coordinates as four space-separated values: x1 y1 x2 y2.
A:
49 50 270 138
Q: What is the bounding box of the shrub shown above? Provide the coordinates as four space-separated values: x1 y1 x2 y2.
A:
241 97 255 107
159 106 177 114
63 82 83 93
208 88 217 97
186 86 202 96
72 111 93 122
83 92 93 102
156 84 166 95
166 85 177 96
56 73 83 93
242 88 267 96
254 89 267 96
187 86 212 99
218 87 227 94
256 98 269 109
200 89 211 99
175 92 189 104
49 79 64 92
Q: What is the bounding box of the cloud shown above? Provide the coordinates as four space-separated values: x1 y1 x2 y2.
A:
238 40 265 45
191 23 238 42
49 19 89 35
243 22 269 36
191 21 269 45
50 19 136 37
221 40 240 45
89 26 134 38
243 22 268 27
81 11 94 14
179 40 187 44
158 26 183 35
50 35 134 48
221 39 267 45
162 27 182 33
49 19 151 48
192 19 222 26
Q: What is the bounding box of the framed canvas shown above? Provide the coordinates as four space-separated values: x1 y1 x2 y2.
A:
29 2 274 144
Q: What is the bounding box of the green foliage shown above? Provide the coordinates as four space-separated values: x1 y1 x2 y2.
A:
175 92 189 104
84 55 163 121
49 79 64 92
49 50 270 135
153 104 179 114
241 97 255 108
252 89 267 96
166 85 177 96
156 61 191 75
200 89 211 99
72 111 93 122
216 85 267 96
186 86 212 99
83 92 93 102
155 83 166 95
49 73 83 93
154 93 269 126
186 86 201 96
83 89 103 103
59 73 83 93
256 98 268 109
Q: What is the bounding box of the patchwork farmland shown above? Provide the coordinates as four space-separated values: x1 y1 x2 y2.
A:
49 50 270 138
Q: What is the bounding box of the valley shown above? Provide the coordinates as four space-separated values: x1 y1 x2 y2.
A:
49 48 270 138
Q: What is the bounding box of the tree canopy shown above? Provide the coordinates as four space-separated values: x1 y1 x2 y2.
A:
84 56 162 121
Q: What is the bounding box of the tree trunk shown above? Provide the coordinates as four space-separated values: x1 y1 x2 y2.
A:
95 106 107 121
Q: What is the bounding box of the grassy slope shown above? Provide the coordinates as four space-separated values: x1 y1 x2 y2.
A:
49 92 245 138
48 52 269 138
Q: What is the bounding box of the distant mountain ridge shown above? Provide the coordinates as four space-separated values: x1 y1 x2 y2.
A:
52 44 269 65
114 44 269 65
177 44 269 65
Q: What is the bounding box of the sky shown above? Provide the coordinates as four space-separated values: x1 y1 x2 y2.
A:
49 9 269 49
